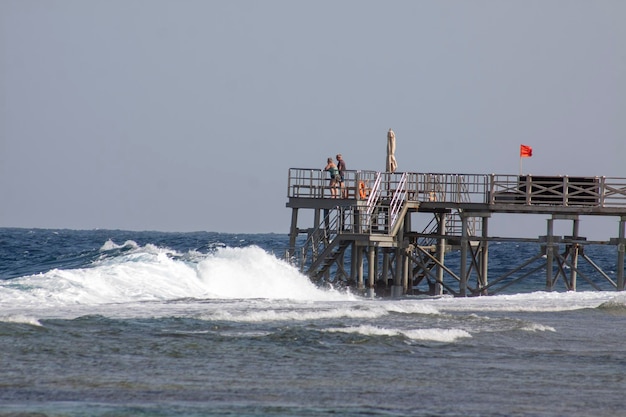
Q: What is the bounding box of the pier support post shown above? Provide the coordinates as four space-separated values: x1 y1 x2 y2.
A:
399 216 407 294
357 247 364 290
382 251 390 289
546 219 554 291
403 247 410 294
288 208 299 258
374 247 379 293
436 212 447 296
367 246 376 297
350 242 357 284
391 248 404 298
391 219 405 298
618 217 626 291
460 215 468 297
480 215 489 295
570 217 580 291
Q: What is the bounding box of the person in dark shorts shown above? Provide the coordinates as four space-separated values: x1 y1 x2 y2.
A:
336 154 346 197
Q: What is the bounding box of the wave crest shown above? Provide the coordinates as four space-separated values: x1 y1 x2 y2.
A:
0 244 353 309
324 324 471 343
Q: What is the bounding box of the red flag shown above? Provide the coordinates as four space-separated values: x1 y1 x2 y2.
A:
520 145 533 158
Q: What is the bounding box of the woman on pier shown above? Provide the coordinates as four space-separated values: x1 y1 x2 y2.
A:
324 157 340 198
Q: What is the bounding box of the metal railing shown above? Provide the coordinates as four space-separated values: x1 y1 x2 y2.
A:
389 172 408 230
297 207 343 270
287 168 371 200
365 172 382 209
288 168 626 209
360 172 383 234
411 173 490 204
595 177 626 207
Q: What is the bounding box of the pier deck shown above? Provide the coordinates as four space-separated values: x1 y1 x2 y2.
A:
286 168 626 296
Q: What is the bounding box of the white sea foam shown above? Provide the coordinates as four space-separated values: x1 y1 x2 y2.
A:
324 324 472 343
519 322 556 332
99 239 139 251
200 306 381 323
194 298 441 323
2 241 624 323
378 300 440 315
0 244 353 317
427 290 623 313
0 314 42 326
195 246 352 301
597 295 626 311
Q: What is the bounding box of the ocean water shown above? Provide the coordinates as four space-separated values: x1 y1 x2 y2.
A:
1 228 625 417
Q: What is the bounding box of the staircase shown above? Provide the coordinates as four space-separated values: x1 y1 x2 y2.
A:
293 172 411 286
308 239 352 283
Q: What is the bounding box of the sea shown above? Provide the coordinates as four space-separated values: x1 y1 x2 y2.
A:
1 227 625 417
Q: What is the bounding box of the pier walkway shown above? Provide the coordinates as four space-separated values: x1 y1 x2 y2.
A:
286 168 626 296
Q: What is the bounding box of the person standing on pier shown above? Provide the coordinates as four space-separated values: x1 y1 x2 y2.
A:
336 154 346 198
324 157 340 198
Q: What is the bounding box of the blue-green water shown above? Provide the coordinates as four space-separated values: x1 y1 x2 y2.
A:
1 228 625 416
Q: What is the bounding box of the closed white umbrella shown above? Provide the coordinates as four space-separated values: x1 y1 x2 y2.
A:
386 128 397 172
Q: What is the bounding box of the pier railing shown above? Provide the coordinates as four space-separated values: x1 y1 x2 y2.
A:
288 168 626 209
593 177 626 207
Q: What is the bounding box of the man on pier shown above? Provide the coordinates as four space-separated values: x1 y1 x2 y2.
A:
336 154 347 198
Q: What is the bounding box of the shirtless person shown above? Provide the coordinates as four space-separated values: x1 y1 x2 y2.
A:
336 154 346 198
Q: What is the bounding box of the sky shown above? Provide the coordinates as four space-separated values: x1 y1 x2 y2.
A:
1 1 625 239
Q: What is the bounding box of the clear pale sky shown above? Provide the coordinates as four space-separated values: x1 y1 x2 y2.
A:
1 1 624 239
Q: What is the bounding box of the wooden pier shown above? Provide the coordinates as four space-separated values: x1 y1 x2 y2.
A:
286 168 626 297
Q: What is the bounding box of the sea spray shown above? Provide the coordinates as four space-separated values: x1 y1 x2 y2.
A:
195 245 352 301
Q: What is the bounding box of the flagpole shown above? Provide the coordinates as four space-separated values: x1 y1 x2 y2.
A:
519 156 522 176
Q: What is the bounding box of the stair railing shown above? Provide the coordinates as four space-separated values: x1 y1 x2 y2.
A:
296 207 343 270
365 172 382 213
389 172 408 230
361 173 382 233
